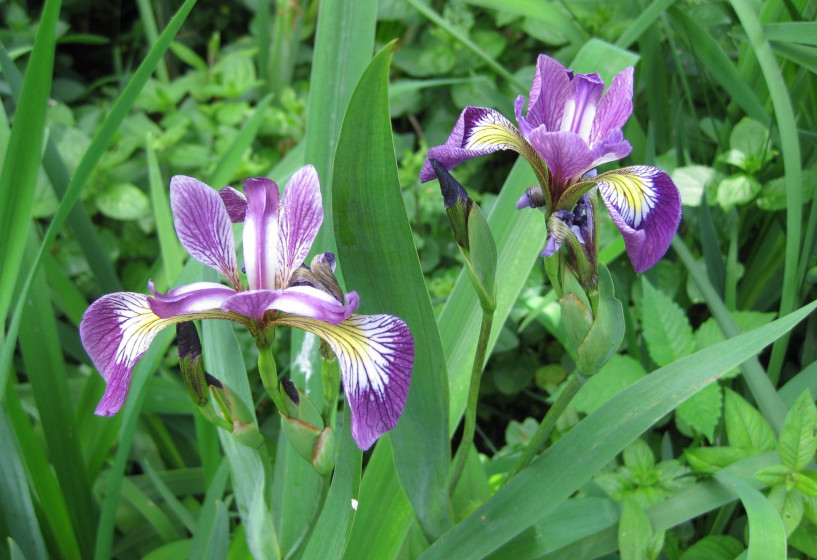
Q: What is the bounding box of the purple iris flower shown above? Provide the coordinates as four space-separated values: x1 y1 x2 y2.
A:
80 165 414 450
420 54 681 273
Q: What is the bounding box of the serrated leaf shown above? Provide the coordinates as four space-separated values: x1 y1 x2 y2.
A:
754 464 792 487
779 389 817 472
572 354 647 414
767 486 804 536
641 278 694 367
623 439 655 477
723 388 777 451
685 446 752 472
793 471 817 497
678 535 744 560
789 519 817 558
676 382 722 442
618 497 654 560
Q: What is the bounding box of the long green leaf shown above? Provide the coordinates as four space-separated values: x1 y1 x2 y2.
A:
0 0 61 328
0 407 49 560
615 0 678 49
715 474 787 559
729 0 803 383
0 0 198 402
418 300 817 560
301 407 362 560
333 43 452 539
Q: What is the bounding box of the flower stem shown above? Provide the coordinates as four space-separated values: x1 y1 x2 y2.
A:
449 309 494 497
257 341 288 412
508 371 586 478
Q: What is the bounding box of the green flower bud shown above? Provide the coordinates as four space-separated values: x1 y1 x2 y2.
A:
176 322 209 407
311 427 337 475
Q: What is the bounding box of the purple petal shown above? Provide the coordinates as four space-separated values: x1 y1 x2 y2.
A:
419 107 527 182
219 186 247 223
527 129 595 192
147 281 235 319
222 286 359 324
561 72 605 139
80 292 178 415
276 165 323 289
596 166 682 272
589 128 632 169
276 313 414 450
590 66 634 147
242 177 280 291
521 54 571 133
171 176 242 289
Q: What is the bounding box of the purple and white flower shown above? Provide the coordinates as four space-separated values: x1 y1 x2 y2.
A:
420 54 681 273
80 165 414 450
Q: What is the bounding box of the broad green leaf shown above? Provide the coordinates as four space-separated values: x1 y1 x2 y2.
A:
695 311 776 379
676 383 722 442
572 354 647 414
188 460 230 560
678 535 744 560
333 43 451 538
618 497 656 560
757 171 817 212
793 471 817 497
641 278 694 367
723 388 777 452
754 464 792 487
767 485 804 537
716 174 762 210
670 165 719 208
778 389 817 472
0 0 60 328
95 182 152 220
417 301 817 560
685 447 753 473
570 39 640 85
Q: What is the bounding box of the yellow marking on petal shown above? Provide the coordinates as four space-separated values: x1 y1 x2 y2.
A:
464 112 527 153
596 166 660 229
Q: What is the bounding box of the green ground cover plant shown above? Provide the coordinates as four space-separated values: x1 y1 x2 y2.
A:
1 1 816 559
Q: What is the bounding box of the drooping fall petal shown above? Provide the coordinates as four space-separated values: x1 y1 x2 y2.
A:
80 292 189 415
147 281 236 319
170 176 242 289
595 166 682 272
276 313 414 450
419 107 529 182
276 164 323 289
221 286 359 324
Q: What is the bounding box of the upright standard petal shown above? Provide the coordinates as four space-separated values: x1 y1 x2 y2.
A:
242 177 280 291
219 186 248 223
560 72 604 139
420 107 530 182
595 166 681 272
516 54 571 136
80 292 183 415
277 313 414 450
590 66 634 147
276 165 323 290
171 176 242 289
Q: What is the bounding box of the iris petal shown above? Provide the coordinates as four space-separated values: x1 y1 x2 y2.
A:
219 186 248 223
221 286 359 324
590 67 634 147
419 107 529 182
276 313 414 450
170 176 242 289
595 166 682 272
243 178 280 291
80 293 189 415
147 281 236 319
276 165 323 290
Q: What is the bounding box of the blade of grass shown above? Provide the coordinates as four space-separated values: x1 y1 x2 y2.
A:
208 94 273 188
4 386 82 560
19 232 94 558
0 0 198 403
333 42 452 540
615 0 678 49
147 138 184 289
188 459 230 560
673 237 787 431
120 477 184 542
135 0 170 83
763 22 817 45
417 300 817 560
0 406 50 560
0 0 61 329
729 0 803 384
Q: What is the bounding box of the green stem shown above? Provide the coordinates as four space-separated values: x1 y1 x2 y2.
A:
257 341 288 412
509 372 586 477
449 309 494 497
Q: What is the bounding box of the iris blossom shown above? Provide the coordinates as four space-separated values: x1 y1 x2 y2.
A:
80 165 414 450
420 54 681 273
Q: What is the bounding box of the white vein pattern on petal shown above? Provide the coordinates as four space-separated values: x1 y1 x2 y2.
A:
112 293 177 370
597 166 660 229
277 314 412 426
463 110 521 151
